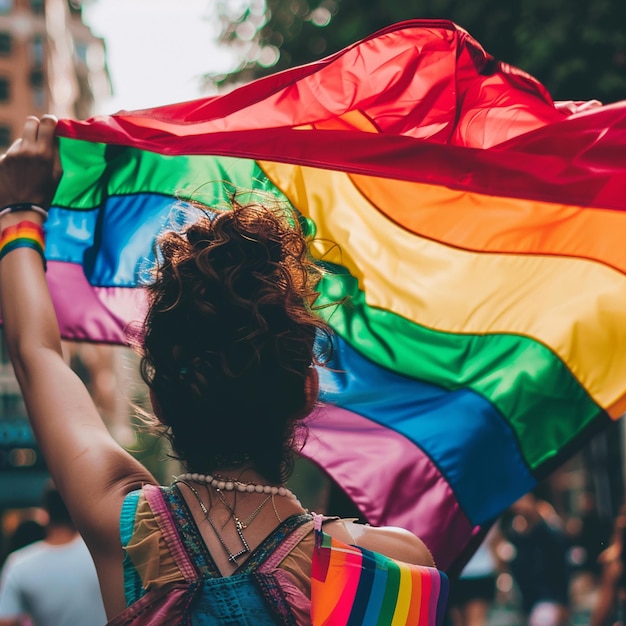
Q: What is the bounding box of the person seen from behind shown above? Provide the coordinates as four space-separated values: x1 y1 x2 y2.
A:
1 519 45 569
0 116 437 624
0 483 106 626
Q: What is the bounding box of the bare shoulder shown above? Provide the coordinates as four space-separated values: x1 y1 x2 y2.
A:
324 519 435 567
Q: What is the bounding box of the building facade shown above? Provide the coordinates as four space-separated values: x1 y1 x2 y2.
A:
0 0 109 147
0 0 110 507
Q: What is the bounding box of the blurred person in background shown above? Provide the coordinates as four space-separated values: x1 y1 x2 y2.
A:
0 520 45 569
590 503 626 626
567 490 612 581
565 490 613 620
0 483 106 626
447 526 501 626
501 492 571 626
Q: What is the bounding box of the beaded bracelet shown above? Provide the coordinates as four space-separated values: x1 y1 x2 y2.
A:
0 202 48 221
0 220 46 269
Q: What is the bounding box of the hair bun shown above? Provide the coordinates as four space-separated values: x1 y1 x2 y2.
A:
140 197 331 482
187 207 284 279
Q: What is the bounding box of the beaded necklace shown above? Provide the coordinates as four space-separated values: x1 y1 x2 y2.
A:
175 472 301 505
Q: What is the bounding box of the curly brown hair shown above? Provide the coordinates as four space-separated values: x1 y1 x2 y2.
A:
139 197 330 484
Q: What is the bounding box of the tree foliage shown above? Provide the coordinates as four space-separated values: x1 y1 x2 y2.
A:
213 0 626 103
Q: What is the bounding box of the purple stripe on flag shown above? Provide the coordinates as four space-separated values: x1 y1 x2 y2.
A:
46 261 147 344
303 404 478 571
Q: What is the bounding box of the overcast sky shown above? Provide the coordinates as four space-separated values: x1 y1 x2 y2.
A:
82 0 237 114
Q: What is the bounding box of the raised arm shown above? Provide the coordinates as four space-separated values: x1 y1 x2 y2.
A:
0 117 154 576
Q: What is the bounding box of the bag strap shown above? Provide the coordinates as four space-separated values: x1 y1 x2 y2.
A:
257 516 316 572
143 484 199 583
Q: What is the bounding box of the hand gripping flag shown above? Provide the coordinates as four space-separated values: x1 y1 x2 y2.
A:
29 19 626 572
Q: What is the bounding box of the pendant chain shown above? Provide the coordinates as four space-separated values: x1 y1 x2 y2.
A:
175 479 275 565
214 487 272 529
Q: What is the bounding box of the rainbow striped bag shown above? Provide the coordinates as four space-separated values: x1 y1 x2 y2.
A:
311 521 449 625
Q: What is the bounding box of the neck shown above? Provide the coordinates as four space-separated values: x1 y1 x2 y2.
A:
213 467 276 485
176 470 301 505
45 525 77 545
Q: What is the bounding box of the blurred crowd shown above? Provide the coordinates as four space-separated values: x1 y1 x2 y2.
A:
445 490 626 626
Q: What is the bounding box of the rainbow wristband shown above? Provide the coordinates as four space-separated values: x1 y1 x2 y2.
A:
0 220 46 269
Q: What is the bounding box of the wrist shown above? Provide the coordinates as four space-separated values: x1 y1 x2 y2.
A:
0 218 46 270
0 204 47 230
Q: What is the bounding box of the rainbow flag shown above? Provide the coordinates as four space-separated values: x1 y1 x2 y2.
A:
46 19 626 572
311 526 449 625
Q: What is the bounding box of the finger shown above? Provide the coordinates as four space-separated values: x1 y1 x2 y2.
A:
20 116 41 150
37 116 58 156
5 137 22 155
578 99 603 112
52 146 63 183
554 100 576 114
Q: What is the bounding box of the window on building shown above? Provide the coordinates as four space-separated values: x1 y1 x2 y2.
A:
30 70 45 109
30 69 44 88
30 69 46 109
32 86 45 109
0 77 10 103
31 35 43 66
0 33 11 56
0 124 11 147
0 0 12 15
30 0 44 15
